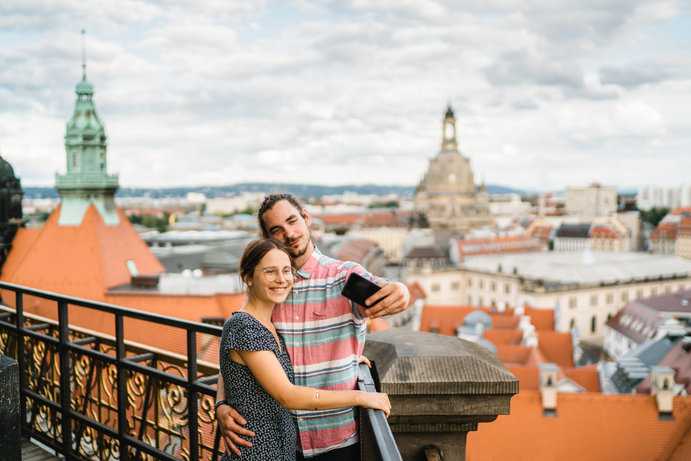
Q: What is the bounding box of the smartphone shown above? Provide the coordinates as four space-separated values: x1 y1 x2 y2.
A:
341 272 382 307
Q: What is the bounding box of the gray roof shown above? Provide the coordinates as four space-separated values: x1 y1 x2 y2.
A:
610 337 677 393
555 223 591 238
462 252 691 288
634 290 691 314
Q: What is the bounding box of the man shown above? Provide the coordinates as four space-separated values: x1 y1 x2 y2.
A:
216 193 410 460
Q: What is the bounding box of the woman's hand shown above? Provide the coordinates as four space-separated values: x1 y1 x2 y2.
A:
358 355 371 368
358 391 391 417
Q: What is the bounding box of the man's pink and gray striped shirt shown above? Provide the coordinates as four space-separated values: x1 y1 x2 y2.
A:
272 247 378 458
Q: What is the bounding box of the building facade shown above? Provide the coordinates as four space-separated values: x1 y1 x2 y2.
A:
565 183 617 218
637 184 691 210
405 252 691 343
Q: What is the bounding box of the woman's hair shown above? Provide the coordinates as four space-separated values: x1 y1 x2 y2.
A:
239 238 294 285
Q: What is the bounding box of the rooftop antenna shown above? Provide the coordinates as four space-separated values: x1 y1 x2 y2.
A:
81 29 87 80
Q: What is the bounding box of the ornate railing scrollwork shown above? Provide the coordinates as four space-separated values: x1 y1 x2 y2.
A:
0 282 224 461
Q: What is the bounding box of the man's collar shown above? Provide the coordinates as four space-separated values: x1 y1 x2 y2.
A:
296 246 322 279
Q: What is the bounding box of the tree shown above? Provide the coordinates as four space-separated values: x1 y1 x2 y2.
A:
640 207 669 227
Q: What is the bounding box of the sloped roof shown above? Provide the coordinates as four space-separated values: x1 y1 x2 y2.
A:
1 205 245 356
564 365 601 392
420 305 518 336
555 223 591 238
406 281 427 303
485 329 523 345
455 235 543 257
524 306 554 331
538 331 574 368
2 205 163 300
466 392 691 461
637 339 691 394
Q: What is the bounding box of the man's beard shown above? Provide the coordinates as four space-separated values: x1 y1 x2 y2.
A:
286 234 310 258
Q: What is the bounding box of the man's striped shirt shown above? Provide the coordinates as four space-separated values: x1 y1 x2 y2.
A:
272 247 379 458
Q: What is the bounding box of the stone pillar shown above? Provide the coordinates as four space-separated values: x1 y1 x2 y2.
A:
0 354 21 460
365 330 518 461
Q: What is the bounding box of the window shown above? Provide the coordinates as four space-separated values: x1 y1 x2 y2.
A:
451 281 460 291
591 315 597 334
636 289 643 299
569 318 576 330
479 279 484 289
590 294 598 307
479 297 484 306
606 293 614 304
622 291 629 303
569 297 577 309
505 283 511 294
467 278 473 288
467 295 472 305
606 313 613 322
490 281 496 292
431 283 440 293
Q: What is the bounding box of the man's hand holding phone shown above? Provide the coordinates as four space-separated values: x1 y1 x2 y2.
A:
341 273 410 319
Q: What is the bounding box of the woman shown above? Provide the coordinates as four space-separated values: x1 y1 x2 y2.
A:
220 239 390 460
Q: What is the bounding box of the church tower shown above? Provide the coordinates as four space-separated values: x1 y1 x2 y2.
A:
441 105 458 152
55 45 119 225
414 105 492 234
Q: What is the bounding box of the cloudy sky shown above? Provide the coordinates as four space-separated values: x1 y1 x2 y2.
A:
1 0 690 190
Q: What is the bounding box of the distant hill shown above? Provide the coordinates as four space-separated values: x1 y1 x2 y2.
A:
23 182 527 199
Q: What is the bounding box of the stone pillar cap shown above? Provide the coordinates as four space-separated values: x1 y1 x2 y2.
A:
365 330 518 396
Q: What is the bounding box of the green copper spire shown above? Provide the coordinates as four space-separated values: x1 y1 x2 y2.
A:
55 31 119 226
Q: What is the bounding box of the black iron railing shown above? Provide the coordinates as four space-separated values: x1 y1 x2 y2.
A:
0 281 401 460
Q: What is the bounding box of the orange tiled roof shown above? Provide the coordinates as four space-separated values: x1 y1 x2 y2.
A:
490 314 521 329
420 305 522 336
419 305 478 336
527 223 553 241
679 217 691 237
485 329 523 345
652 222 679 241
590 225 623 239
564 365 600 392
524 306 555 331
406 281 427 304
537 330 574 368
496 345 533 366
466 392 691 461
318 213 362 225
2 205 163 300
0 205 245 355
671 207 691 216
507 365 540 390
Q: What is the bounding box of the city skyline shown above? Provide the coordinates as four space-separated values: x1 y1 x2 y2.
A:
1 1 690 190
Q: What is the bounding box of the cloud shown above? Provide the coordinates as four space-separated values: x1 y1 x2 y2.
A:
599 64 681 88
0 0 689 191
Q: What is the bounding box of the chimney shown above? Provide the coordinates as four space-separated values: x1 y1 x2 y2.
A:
539 363 559 416
651 366 675 420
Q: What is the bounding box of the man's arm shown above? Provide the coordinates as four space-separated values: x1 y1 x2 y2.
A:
363 281 410 318
215 373 255 455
